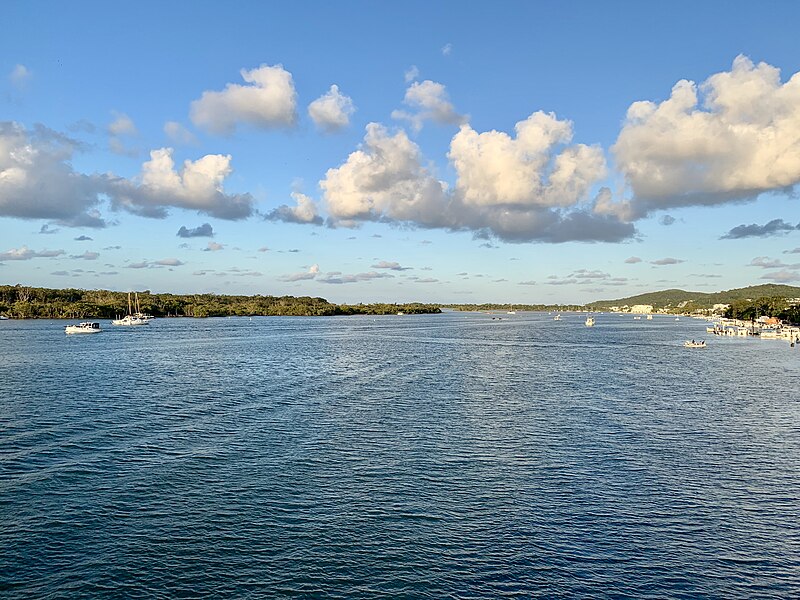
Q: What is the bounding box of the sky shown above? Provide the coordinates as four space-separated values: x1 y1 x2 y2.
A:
2 1 800 304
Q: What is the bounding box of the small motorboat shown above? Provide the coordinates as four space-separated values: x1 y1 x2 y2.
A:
65 322 102 334
683 340 706 348
585 316 595 327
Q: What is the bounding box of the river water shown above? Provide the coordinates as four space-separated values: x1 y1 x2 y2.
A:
1 312 799 598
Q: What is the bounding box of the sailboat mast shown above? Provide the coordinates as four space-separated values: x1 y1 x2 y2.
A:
127 292 132 316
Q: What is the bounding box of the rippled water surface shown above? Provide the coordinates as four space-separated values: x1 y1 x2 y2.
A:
1 313 799 598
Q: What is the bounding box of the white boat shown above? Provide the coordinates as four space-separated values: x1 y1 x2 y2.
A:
683 340 706 348
65 322 102 334
585 316 595 327
112 314 149 326
0 315 8 320
646 314 653 320
553 314 562 321
112 292 150 326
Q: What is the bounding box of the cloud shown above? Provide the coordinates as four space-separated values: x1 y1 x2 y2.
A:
108 112 137 136
280 264 319 282
720 218 800 239
321 121 632 243
265 192 323 225
308 85 355 132
0 246 65 260
317 270 393 284
415 277 439 283
204 241 224 251
785 247 800 254
39 224 59 234
0 122 107 227
391 80 467 131
164 121 197 145
258 246 270 252
154 258 184 266
625 256 642 264
749 256 799 269
613 55 800 219
450 112 606 209
441 43 453 56
659 214 676 226
74 235 93 241
761 269 800 283
189 64 297 134
107 148 254 219
650 257 684 265
177 223 214 238
70 251 99 260
127 261 149 269
404 66 419 83
371 260 411 271
10 64 32 89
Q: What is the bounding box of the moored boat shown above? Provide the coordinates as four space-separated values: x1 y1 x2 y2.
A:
65 322 102 334
585 316 595 327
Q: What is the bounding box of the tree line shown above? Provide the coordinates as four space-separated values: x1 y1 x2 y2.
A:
724 296 800 324
0 285 440 319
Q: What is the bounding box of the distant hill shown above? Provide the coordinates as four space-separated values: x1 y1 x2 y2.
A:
587 284 800 310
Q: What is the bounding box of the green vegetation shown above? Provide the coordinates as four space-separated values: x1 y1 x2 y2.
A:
0 285 441 319
724 296 800 324
444 303 584 312
587 284 800 312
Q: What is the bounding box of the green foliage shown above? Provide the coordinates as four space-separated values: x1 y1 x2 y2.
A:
444 303 584 312
588 284 800 311
724 296 799 324
0 284 441 319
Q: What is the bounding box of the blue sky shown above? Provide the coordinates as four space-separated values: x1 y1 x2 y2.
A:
2 1 800 304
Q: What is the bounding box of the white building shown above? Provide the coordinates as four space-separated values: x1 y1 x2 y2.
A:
630 304 654 314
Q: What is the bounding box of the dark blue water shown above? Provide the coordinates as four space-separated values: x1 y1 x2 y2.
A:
1 312 799 598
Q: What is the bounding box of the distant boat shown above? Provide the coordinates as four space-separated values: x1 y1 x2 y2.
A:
646 314 653 320
553 314 562 321
684 340 706 348
585 316 595 327
633 315 641 320
0 315 8 320
507 305 516 315
65 322 102 334
112 292 150 326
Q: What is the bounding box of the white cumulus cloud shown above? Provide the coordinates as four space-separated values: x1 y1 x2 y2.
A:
266 192 323 225
612 55 800 219
308 85 355 133
391 80 467 131
190 64 297 134
107 148 254 219
0 122 107 227
321 120 632 243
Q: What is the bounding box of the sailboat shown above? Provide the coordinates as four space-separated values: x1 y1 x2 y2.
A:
506 304 516 315
112 292 149 326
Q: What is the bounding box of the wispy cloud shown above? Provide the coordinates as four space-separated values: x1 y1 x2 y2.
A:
371 260 411 271
650 257 684 266
177 223 214 238
280 264 320 282
721 218 800 239
0 246 65 261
